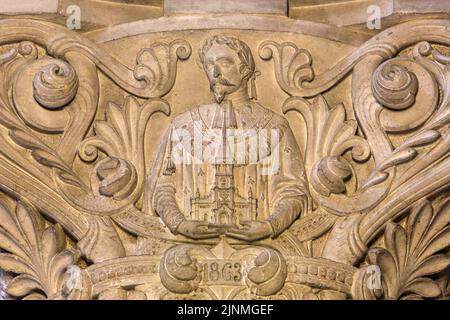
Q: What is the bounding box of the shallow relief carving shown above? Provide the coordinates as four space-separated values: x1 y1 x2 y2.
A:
0 17 448 300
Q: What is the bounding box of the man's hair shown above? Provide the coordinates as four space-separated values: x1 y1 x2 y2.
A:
199 35 255 80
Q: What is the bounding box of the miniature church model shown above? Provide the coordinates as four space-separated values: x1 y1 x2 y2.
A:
190 101 257 226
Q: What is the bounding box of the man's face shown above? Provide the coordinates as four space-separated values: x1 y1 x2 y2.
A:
203 43 245 103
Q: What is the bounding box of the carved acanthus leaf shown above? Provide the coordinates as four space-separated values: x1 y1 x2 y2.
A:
259 40 396 98
283 95 370 194
259 41 314 97
134 40 192 97
63 96 170 214
282 95 384 216
352 199 450 300
0 200 77 300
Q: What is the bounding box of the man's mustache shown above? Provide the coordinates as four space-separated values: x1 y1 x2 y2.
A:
212 77 236 87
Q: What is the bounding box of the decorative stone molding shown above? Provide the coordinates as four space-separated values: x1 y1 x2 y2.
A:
0 4 448 300
164 0 287 16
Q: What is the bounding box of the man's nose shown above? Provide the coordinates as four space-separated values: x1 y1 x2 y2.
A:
213 64 221 78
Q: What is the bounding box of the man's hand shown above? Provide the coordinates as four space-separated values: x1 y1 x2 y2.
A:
177 220 221 239
226 221 273 242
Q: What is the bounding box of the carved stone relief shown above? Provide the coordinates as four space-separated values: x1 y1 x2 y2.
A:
0 8 448 300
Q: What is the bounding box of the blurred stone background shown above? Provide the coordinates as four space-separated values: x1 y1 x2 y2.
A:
0 0 448 34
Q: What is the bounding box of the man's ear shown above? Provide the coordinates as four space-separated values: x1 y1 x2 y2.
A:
240 65 252 80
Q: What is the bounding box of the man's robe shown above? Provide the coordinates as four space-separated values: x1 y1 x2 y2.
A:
144 100 309 237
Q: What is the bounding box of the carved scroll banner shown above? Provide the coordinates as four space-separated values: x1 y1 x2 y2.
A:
0 15 448 300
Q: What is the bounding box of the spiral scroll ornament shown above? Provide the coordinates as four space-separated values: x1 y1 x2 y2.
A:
33 61 78 110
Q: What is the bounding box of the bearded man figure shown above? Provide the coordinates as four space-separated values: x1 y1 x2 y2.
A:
144 35 309 242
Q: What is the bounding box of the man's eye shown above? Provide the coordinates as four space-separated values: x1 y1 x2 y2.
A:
221 62 230 68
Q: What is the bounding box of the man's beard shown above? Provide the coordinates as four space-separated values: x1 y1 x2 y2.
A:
211 78 235 103
212 83 225 103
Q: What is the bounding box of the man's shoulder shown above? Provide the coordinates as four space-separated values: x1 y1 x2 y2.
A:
251 102 290 131
170 101 291 131
170 103 217 129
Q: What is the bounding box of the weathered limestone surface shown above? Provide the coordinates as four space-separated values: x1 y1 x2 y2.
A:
164 0 287 15
0 1 448 300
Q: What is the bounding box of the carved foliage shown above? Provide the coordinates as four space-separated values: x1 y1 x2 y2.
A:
0 33 190 217
259 41 314 97
0 42 85 188
0 200 77 300
0 17 449 300
134 40 192 97
159 244 202 294
283 95 370 197
352 199 450 300
79 96 169 201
